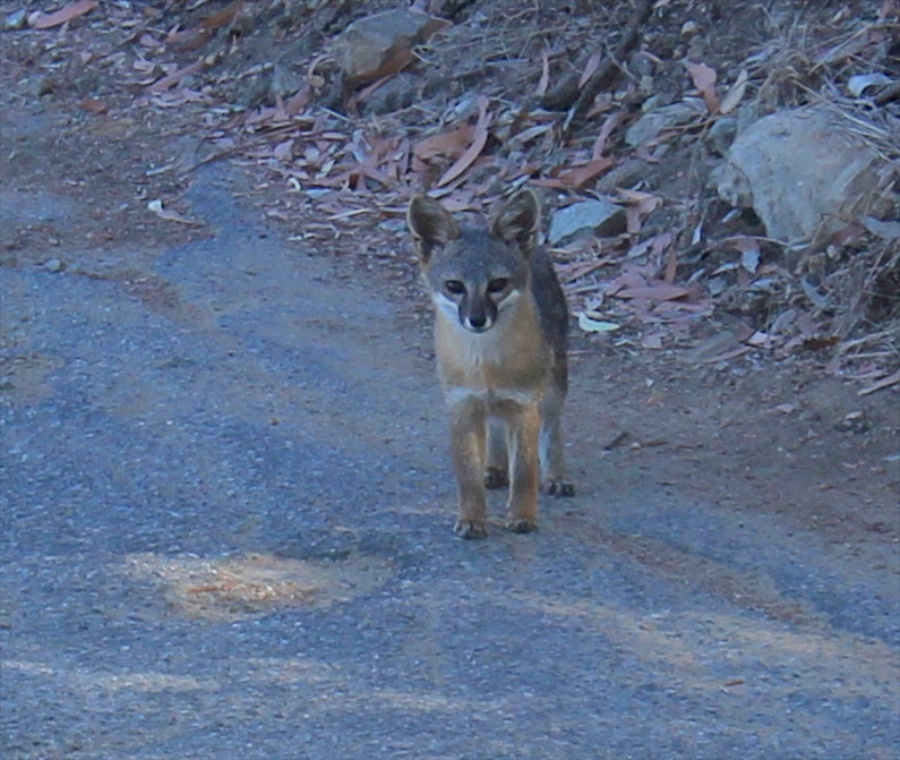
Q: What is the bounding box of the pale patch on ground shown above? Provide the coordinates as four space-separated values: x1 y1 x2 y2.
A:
125 551 394 622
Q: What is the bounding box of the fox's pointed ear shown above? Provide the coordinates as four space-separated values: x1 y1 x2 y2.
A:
491 189 541 256
407 195 460 263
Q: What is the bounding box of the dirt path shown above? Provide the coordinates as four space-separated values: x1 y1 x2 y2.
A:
1 145 898 759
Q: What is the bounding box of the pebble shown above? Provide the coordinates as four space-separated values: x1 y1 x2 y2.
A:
2 9 27 31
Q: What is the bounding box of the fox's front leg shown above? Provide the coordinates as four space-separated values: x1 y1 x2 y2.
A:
448 396 488 539
505 402 541 533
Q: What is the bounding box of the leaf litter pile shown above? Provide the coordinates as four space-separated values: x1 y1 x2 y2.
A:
4 0 899 392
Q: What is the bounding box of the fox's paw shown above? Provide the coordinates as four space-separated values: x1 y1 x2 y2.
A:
547 479 575 497
505 517 538 534
484 467 509 490
454 519 488 540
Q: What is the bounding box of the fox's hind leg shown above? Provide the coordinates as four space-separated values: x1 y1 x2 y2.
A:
539 388 575 497
484 417 509 489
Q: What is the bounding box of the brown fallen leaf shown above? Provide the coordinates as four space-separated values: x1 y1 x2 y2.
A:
166 27 212 52
536 50 551 97
607 270 650 293
626 232 671 260
138 33 162 49
147 199 203 226
578 50 604 90
413 123 473 162
618 188 663 217
858 370 900 396
200 0 245 31
283 84 312 116
659 233 677 282
699 345 752 364
273 139 295 163
719 68 748 115
614 284 690 301
436 95 491 188
78 98 107 115
684 61 719 113
32 0 98 29
682 324 755 364
617 188 662 236
147 60 204 94
558 258 617 283
555 156 615 189
592 110 625 160
439 190 477 213
187 585 225 595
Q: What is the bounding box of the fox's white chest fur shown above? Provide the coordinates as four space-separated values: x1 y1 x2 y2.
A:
433 299 547 408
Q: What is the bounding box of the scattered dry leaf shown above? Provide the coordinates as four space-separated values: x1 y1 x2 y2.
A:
578 50 604 90
32 0 98 29
536 50 551 97
592 111 625 160
578 313 621 333
858 371 900 396
553 157 615 189
436 95 491 188
684 61 719 113
614 284 690 301
78 97 107 115
147 61 204 94
200 0 246 31
148 199 203 226
719 68 748 114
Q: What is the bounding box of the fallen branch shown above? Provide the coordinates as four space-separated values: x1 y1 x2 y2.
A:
858 370 900 396
562 0 656 136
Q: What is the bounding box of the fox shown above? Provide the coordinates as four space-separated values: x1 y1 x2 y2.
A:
407 188 575 539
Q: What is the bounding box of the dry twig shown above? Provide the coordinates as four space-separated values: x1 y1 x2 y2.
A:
562 0 656 136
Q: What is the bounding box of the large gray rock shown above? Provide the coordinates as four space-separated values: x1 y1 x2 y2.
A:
332 9 447 87
714 106 893 244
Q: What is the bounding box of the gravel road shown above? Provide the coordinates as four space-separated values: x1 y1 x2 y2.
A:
2 168 898 760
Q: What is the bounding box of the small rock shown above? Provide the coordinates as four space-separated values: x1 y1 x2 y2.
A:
706 116 737 156
43 258 64 273
358 71 419 115
3 9 27 30
596 158 648 193
540 72 580 111
228 4 255 37
713 106 893 244
35 76 57 97
548 200 626 245
625 99 706 147
270 63 305 104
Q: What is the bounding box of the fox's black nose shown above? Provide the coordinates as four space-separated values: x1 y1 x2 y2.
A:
468 314 487 329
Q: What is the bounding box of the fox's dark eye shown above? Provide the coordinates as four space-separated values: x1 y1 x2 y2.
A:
444 280 465 295
487 278 509 294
